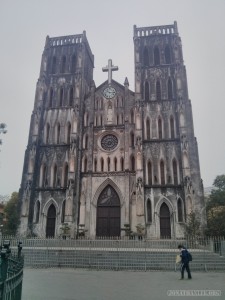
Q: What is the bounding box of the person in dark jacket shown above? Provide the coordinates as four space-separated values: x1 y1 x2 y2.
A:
178 244 192 279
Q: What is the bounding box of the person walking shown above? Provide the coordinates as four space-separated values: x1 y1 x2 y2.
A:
178 244 192 279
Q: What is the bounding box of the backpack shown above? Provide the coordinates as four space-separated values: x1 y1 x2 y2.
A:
187 251 192 262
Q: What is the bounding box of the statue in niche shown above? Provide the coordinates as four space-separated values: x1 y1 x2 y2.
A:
70 136 76 154
136 136 142 152
107 102 113 123
181 134 188 150
136 177 143 195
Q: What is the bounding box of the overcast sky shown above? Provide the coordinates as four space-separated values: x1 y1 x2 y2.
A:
0 0 225 195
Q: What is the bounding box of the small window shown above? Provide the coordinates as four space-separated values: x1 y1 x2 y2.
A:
143 47 149 66
147 199 152 223
51 56 57 74
177 199 183 222
146 119 150 140
156 80 161 101
145 81 150 101
165 45 171 64
154 46 160 65
61 56 66 73
168 78 173 99
160 160 165 185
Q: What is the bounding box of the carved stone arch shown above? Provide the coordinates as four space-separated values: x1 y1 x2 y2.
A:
155 196 174 215
43 198 59 217
92 178 123 207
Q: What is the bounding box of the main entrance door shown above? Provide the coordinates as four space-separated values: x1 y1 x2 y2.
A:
46 204 56 237
96 185 120 237
160 202 171 238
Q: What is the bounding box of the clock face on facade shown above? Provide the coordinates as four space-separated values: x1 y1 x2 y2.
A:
101 134 118 151
103 87 116 99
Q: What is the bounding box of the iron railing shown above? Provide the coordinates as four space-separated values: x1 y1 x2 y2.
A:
0 241 24 300
0 236 224 272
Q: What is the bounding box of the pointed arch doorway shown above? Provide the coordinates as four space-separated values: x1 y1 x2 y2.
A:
46 204 56 237
160 202 171 238
96 185 121 237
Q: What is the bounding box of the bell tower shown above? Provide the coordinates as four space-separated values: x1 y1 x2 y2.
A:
134 22 205 238
19 32 94 237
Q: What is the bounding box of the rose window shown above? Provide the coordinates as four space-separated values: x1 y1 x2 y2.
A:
101 134 118 151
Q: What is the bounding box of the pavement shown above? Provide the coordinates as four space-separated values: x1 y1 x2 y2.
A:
22 268 225 300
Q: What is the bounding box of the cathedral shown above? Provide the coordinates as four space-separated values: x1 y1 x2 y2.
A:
18 21 205 239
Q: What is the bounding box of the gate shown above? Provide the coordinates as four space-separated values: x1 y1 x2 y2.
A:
0 240 24 300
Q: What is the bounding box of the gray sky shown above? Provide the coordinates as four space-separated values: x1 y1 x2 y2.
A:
0 0 225 195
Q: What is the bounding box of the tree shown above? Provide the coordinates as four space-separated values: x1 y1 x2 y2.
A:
185 211 201 237
206 175 225 236
3 192 19 235
0 123 7 147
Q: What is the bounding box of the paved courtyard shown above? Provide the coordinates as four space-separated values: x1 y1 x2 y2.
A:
22 268 224 300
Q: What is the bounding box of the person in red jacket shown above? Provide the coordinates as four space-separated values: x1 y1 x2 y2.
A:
178 244 192 279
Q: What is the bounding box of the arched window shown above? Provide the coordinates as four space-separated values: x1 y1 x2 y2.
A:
156 80 161 101
154 46 160 65
170 116 175 139
145 81 150 101
131 156 135 171
147 199 152 223
130 131 135 147
146 118 150 140
35 201 40 223
49 88 53 108
69 87 73 106
85 134 88 149
56 123 60 144
173 159 178 185
120 157 124 171
45 123 50 144
63 163 68 187
107 157 110 172
94 158 97 172
53 164 58 187
165 45 171 64
61 56 66 73
143 46 149 66
66 122 71 144
83 157 87 172
177 199 183 222
59 88 63 107
158 117 162 139
41 164 47 187
51 56 56 74
114 157 117 171
147 161 152 185
168 78 173 99
160 160 165 185
71 54 76 73
101 157 104 172
61 201 66 223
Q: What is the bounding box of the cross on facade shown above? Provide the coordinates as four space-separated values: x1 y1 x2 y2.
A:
102 59 119 85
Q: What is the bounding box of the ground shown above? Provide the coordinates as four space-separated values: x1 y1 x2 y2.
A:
22 269 224 300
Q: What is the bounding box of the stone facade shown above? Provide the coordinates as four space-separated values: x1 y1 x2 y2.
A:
18 22 205 238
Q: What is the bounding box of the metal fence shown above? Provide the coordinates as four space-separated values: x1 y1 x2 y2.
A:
1 236 224 272
0 241 24 300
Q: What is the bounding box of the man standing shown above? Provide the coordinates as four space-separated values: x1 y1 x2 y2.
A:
178 244 192 279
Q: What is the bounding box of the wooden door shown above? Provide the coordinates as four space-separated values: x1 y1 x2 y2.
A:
46 204 56 238
160 202 171 238
96 185 120 237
